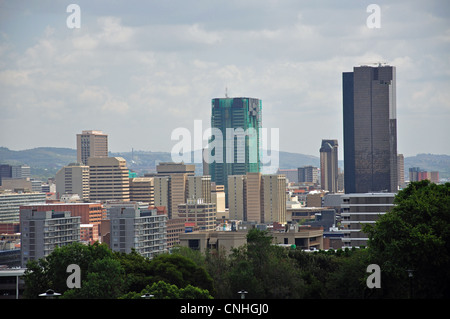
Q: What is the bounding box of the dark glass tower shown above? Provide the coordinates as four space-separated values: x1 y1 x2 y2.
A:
343 65 398 193
209 97 262 204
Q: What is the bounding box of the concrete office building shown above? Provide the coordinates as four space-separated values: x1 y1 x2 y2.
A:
343 65 398 193
0 165 13 186
20 209 81 266
153 162 195 219
340 193 395 247
209 97 262 204
11 165 31 179
261 174 287 224
228 175 246 221
129 177 154 205
178 198 216 232
228 172 286 224
179 230 247 254
320 140 339 193
154 176 170 215
21 202 105 228
109 206 167 259
187 175 211 203
88 157 130 202
0 192 46 224
55 162 89 201
397 154 405 188
77 130 108 165
298 166 319 184
211 183 226 218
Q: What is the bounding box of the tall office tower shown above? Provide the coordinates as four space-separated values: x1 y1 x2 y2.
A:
298 166 319 184
20 209 81 266
209 97 262 205
261 174 286 224
129 177 154 205
55 162 90 201
153 162 195 219
88 157 130 202
397 154 405 189
154 176 170 213
228 175 246 221
343 64 398 193
0 164 12 186
227 172 286 224
245 172 262 222
77 130 108 165
187 175 211 203
211 183 226 216
320 140 339 193
109 205 167 259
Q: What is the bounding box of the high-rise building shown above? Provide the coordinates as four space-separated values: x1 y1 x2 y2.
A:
397 154 405 189
11 165 31 179
55 162 90 201
20 209 81 266
228 175 246 221
209 97 262 205
77 130 108 165
153 162 195 219
88 157 130 202
109 205 167 259
261 174 286 224
129 177 154 205
320 139 339 193
343 65 398 193
154 176 170 215
0 164 13 186
178 198 216 232
228 172 286 224
187 175 211 203
298 166 319 184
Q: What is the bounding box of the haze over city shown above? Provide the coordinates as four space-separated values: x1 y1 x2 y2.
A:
0 0 449 159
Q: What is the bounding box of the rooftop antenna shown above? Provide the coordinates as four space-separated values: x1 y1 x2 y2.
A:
225 87 229 98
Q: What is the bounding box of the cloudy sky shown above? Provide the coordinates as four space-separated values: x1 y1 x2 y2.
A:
0 0 449 160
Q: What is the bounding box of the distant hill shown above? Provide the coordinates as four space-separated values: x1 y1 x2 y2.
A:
1 147 449 180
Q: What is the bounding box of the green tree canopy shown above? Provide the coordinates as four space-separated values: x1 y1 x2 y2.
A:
365 181 450 298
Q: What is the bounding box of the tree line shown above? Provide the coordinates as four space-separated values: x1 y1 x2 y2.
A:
23 180 450 299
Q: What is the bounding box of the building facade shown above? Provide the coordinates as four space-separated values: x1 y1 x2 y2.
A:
76 130 108 165
209 97 262 204
0 192 46 224
55 162 89 201
129 177 155 205
340 193 395 247
20 209 81 267
88 157 130 202
178 199 216 232
109 206 167 259
228 172 286 224
320 139 339 193
298 166 319 184
343 65 398 193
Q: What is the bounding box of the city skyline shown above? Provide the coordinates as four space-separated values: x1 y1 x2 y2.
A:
0 1 449 160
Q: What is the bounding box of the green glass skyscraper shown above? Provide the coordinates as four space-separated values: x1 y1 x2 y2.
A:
209 97 262 205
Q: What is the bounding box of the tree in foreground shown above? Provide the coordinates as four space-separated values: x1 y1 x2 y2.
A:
364 181 450 298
